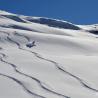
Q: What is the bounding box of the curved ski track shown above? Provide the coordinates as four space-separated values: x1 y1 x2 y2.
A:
0 31 70 98
0 30 98 98
14 32 98 93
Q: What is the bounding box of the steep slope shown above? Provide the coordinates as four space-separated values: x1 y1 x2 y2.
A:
0 10 98 98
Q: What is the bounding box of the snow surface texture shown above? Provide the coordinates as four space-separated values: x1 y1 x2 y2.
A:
0 10 98 98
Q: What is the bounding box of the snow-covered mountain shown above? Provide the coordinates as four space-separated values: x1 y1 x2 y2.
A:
0 10 98 98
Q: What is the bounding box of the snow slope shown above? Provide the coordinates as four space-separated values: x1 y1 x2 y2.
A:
0 10 98 98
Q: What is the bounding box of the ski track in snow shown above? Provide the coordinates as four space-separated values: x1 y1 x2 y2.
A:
0 11 98 98
0 73 45 98
0 31 70 98
14 32 98 93
0 30 98 98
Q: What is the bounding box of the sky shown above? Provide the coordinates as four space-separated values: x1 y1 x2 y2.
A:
0 0 98 24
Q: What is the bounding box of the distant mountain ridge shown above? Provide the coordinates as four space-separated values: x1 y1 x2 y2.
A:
0 10 81 30
0 10 98 32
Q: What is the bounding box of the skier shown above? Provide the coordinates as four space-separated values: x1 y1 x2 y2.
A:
26 41 36 48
